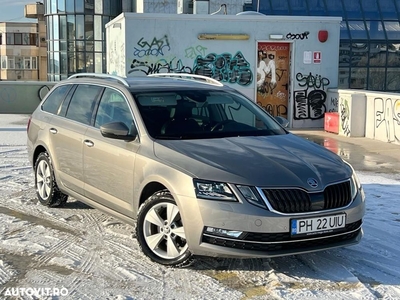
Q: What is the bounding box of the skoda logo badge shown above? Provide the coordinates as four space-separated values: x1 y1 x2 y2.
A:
307 178 318 188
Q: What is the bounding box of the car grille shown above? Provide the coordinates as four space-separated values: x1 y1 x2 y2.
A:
262 181 352 213
202 220 362 252
324 181 352 209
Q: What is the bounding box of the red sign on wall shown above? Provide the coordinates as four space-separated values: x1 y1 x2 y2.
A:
313 51 322 64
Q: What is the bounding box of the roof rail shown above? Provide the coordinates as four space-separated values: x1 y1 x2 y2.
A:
148 73 223 87
67 73 130 87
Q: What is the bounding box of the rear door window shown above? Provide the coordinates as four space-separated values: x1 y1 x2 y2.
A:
42 85 72 114
66 84 103 125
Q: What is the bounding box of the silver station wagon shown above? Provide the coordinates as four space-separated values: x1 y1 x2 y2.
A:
27 73 365 266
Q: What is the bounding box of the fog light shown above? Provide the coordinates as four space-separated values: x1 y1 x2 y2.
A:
205 227 243 238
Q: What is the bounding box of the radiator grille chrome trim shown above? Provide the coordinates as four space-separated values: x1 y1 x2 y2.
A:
256 179 353 216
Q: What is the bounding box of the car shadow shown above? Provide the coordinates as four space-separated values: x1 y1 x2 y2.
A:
61 199 94 210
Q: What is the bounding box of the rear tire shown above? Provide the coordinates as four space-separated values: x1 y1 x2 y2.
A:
136 190 192 267
34 152 68 207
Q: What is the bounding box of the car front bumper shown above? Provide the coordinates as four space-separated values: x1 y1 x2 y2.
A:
179 189 365 258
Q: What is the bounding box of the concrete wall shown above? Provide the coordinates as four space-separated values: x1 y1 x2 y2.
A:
0 81 55 114
327 89 400 145
106 13 341 129
366 92 400 145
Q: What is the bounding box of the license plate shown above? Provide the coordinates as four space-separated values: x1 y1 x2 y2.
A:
291 214 346 236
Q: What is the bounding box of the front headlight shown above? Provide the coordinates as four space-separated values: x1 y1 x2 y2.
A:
237 185 266 208
350 172 362 199
193 179 237 201
344 161 361 199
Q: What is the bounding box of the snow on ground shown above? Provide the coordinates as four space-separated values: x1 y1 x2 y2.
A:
0 114 399 299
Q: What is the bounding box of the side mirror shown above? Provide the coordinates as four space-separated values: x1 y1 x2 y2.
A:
100 122 137 141
274 116 289 128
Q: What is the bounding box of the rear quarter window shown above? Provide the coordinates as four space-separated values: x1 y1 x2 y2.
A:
42 85 72 114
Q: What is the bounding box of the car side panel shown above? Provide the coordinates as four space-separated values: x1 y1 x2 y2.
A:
27 111 53 167
83 127 138 216
48 116 88 195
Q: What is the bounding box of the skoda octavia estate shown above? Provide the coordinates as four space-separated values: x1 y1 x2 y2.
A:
27 73 365 266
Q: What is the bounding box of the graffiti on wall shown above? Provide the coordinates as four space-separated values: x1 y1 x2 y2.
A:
193 52 252 86
375 97 400 142
286 31 310 40
128 34 252 86
296 72 330 90
129 57 192 75
133 35 171 57
109 38 126 76
257 69 287 95
184 45 208 59
129 52 253 86
293 72 330 120
329 96 338 112
261 103 288 117
340 98 350 136
277 91 286 100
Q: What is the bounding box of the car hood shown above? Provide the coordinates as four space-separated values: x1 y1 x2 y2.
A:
154 133 351 189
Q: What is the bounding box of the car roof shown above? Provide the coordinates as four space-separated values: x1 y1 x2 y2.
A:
65 73 234 93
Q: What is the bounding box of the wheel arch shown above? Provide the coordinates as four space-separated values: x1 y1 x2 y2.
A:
138 181 168 210
135 170 194 216
33 145 48 167
32 145 62 187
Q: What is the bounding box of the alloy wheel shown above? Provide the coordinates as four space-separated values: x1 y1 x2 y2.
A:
36 159 51 200
143 202 188 260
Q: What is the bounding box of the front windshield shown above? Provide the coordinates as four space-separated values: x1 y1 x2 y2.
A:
133 89 287 139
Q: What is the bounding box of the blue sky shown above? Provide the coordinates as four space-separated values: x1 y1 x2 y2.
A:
0 0 36 23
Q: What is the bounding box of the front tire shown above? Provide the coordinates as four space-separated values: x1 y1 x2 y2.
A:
136 190 192 267
34 152 68 207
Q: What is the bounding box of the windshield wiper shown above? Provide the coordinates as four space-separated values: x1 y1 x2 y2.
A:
154 135 183 140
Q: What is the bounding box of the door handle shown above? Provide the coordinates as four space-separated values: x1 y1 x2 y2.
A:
49 128 58 134
84 140 94 147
